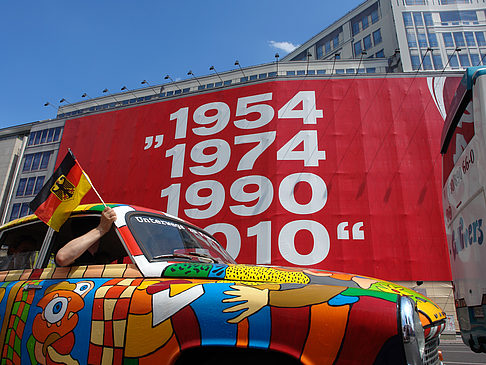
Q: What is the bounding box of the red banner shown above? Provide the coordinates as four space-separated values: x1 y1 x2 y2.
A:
59 78 460 281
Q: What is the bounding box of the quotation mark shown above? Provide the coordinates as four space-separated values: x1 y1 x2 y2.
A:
144 135 164 150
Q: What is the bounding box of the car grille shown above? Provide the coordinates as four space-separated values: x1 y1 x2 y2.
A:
424 337 440 365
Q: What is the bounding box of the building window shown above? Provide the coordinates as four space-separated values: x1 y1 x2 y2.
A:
215 82 223 87
453 32 465 47
240 76 249 81
403 12 413 27
183 88 191 93
28 127 63 147
10 203 33 221
407 29 417 48
439 0 472 4
286 71 295 76
362 16 369 30
405 0 426 4
33 176 45 195
16 176 45 197
413 12 423 26
448 53 460 68
376 49 385 58
296 70 305 75
428 32 438 47
470 53 480 66
307 70 315 75
317 70 326 75
10 203 20 221
24 177 36 196
366 68 376 73
258 73 267 79
440 10 477 24
224 80 232 86
332 35 339 48
459 54 471 67
423 53 433 70
371 9 379 24
476 32 486 47
351 3 379 36
465 32 476 46
16 179 27 197
19 203 31 218
418 31 428 48
249 75 257 80
354 41 362 56
411 54 421 70
22 151 53 172
373 29 382 45
346 69 355 74
433 54 444 69
423 12 433 26
363 35 372 50
442 33 454 47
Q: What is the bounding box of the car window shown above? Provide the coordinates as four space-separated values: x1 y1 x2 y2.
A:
127 213 235 264
49 215 130 266
0 221 47 270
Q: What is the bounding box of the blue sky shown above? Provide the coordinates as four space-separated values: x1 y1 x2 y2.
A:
0 1 364 129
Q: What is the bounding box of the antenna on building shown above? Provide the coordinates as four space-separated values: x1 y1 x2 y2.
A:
102 88 119 103
187 70 202 87
234 60 246 79
209 66 223 83
164 75 182 91
141 80 158 95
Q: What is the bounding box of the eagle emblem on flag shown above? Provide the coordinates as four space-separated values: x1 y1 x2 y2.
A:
50 175 76 201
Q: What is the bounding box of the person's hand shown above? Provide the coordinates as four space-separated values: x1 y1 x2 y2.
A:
98 207 117 234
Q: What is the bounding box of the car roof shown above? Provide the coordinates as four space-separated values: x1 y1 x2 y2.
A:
0 203 167 232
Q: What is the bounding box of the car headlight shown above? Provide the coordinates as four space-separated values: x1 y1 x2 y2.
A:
399 296 425 365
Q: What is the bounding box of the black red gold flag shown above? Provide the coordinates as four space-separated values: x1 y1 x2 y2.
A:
29 150 91 231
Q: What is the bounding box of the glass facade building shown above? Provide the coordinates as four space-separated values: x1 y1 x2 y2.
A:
282 0 486 72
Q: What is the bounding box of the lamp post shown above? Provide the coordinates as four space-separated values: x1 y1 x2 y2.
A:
209 66 223 83
275 53 280 77
187 70 202 87
164 75 182 91
235 60 246 79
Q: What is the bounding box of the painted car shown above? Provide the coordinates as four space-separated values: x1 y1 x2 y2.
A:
0 203 445 364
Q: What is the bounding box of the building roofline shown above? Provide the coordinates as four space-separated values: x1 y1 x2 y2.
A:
281 0 371 61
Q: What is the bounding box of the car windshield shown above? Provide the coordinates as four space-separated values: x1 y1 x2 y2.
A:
128 213 235 264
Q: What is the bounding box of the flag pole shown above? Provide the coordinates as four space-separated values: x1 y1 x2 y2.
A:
82 170 107 207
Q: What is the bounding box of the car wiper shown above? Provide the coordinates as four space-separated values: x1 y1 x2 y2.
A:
152 252 215 263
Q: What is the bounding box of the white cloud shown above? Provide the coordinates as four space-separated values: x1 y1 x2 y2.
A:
269 40 299 54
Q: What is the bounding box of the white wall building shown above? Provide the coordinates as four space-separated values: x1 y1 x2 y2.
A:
283 0 486 72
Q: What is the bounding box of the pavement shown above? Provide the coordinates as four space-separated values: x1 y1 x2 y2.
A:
440 335 486 365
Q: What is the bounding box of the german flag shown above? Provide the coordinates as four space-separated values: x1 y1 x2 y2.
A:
29 150 91 231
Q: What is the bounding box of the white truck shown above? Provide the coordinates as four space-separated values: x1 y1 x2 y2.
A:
441 66 486 353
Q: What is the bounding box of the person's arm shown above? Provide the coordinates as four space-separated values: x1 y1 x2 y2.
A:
56 207 117 266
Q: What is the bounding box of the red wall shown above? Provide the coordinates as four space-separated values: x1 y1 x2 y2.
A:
59 77 460 281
